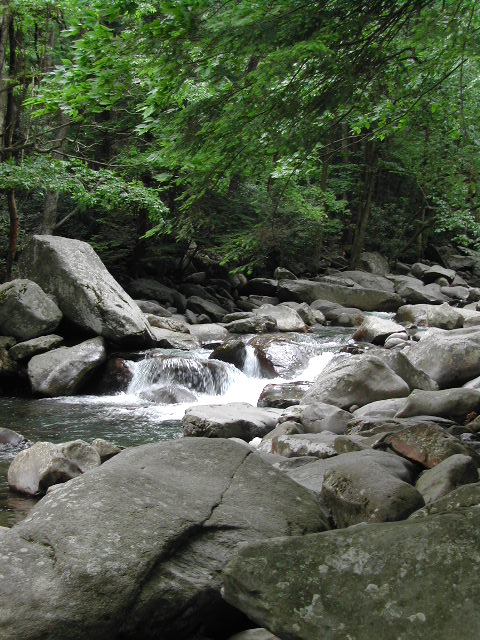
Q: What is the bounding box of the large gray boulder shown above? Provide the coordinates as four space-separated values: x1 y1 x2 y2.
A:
7 440 101 495
19 235 154 345
300 402 352 434
415 454 478 504
0 279 62 340
353 315 406 345
129 279 186 311
8 334 64 361
183 403 281 440
369 349 438 391
303 355 410 409
403 328 480 387
395 388 480 421
395 279 447 304
28 337 106 396
277 279 403 311
358 252 390 275
222 507 480 640
249 334 311 377
254 304 306 332
396 303 463 329
0 439 327 640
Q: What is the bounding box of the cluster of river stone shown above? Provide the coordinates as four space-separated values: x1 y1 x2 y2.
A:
1 236 480 639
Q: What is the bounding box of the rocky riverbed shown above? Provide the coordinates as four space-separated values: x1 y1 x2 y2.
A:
1 237 480 639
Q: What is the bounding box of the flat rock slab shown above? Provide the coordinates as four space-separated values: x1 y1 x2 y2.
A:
183 403 282 441
20 235 154 345
0 439 327 640
396 388 480 421
222 508 480 640
8 334 64 361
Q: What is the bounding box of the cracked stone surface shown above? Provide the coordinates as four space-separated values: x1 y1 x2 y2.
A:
0 438 327 640
223 506 480 640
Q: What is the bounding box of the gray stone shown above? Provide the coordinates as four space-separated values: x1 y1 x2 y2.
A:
145 314 190 333
321 456 424 527
404 327 480 387
0 439 327 640
415 454 478 504
249 334 310 377
20 237 154 345
303 354 410 409
222 507 480 640
254 304 306 332
8 334 64 361
358 251 390 275
189 323 229 345
369 349 439 391
300 402 352 435
278 279 402 311
280 301 318 325
228 630 280 640
257 382 311 408
395 279 447 304
187 296 227 322
338 270 395 291
423 265 456 284
91 438 122 462
352 398 407 420
0 427 28 446
0 279 62 340
440 285 469 301
396 303 463 329
410 262 431 279
150 327 200 350
271 433 338 459
183 403 281 441
382 422 479 468
225 316 277 334
129 279 186 311
246 278 278 296
28 337 106 397
7 442 82 495
410 482 480 519
274 267 296 280
138 384 197 404
353 316 406 345
58 440 101 473
396 388 480 421
134 299 172 317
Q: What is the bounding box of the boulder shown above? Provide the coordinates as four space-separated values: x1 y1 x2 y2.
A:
280 301 320 325
138 384 197 404
274 267 296 280
183 403 281 441
403 328 480 387
353 316 406 345
395 388 480 421
300 402 352 435
410 262 431 279
271 433 338 459
189 323 229 345
95 357 133 394
336 270 395 292
249 334 311 377
151 327 200 350
410 482 480 519
58 440 102 473
27 337 106 397
134 299 172 317
187 296 228 322
441 285 469 301
321 456 424 527
257 382 312 408
145 314 190 333
254 304 306 332
395 279 446 304
91 438 122 462
303 354 410 409
7 442 83 495
352 398 407 420
222 507 480 640
129 279 186 311
8 334 64 361
20 236 154 345
423 265 456 284
0 439 327 640
415 454 478 504
0 279 62 340
225 316 277 334
369 350 438 391
228 630 280 640
358 251 390 275
209 339 248 371
245 278 278 297
278 279 402 311
0 427 28 446
382 422 479 468
396 303 463 329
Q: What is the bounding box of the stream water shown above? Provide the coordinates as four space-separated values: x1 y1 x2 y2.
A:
0 327 354 527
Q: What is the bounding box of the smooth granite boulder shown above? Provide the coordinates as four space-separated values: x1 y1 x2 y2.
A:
0 279 62 340
28 337 106 396
254 304 306 332
415 454 478 504
222 507 480 640
396 303 463 329
0 439 327 640
395 388 480 421
8 334 64 361
303 354 410 409
20 236 154 345
353 315 406 345
369 350 439 391
300 402 353 435
183 403 281 441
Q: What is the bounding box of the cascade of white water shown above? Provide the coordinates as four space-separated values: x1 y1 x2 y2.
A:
242 345 263 378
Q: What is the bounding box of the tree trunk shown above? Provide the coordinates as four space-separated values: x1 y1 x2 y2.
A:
349 140 378 269
40 111 70 233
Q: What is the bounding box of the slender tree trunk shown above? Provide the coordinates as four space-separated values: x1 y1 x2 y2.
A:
349 140 378 268
41 111 70 233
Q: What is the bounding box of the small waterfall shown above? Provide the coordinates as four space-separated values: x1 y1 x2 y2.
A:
127 354 244 397
242 345 263 378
